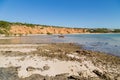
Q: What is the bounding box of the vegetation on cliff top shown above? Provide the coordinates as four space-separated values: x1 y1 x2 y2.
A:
0 21 10 34
88 28 120 33
0 20 67 28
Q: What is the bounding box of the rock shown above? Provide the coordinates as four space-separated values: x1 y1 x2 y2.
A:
57 49 63 52
56 73 69 77
115 45 118 47
26 66 36 71
5 51 12 53
78 71 88 77
114 74 120 80
0 67 19 80
44 75 52 80
93 70 111 80
67 75 81 80
76 50 90 56
26 66 43 72
105 42 108 45
76 50 82 53
116 76 120 80
54 76 67 80
22 74 45 80
43 65 50 70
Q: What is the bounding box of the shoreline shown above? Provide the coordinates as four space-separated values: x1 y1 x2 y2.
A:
0 43 120 80
0 33 120 57
0 32 120 37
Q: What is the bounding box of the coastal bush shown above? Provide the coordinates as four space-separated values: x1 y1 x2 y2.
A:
47 32 52 35
24 23 35 27
5 33 10 37
0 21 10 30
88 28 110 33
112 29 120 33
11 22 35 28
0 29 5 34
18 33 23 36
0 29 10 35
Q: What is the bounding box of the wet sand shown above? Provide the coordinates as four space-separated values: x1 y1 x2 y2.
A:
0 43 120 80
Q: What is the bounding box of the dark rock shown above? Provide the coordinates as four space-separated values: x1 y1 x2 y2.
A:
68 75 81 80
93 70 111 80
76 50 91 56
115 76 120 80
76 50 82 53
26 66 36 71
105 42 108 45
26 66 43 72
44 75 52 80
115 45 118 47
54 76 67 80
43 65 50 70
57 49 63 52
56 73 69 77
114 74 120 80
22 74 45 80
5 51 12 53
0 67 19 80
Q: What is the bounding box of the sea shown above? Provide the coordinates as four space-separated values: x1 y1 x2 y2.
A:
0 33 120 56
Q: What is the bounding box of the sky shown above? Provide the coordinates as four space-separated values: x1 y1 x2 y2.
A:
0 0 120 28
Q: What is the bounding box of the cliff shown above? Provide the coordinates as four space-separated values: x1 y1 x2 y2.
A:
10 25 88 34
0 21 88 35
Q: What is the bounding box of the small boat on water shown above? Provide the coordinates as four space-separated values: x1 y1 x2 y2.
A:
58 34 64 38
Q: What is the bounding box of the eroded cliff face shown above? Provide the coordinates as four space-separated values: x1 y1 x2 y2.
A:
10 25 88 34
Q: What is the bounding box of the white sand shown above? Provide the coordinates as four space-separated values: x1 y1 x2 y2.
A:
0 44 43 52
0 48 37 52
66 53 81 59
0 55 102 78
0 44 39 47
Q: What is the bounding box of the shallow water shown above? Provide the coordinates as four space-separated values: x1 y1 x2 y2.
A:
0 33 120 56
64 34 120 56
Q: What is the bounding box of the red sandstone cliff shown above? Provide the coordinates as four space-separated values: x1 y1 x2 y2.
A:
10 25 88 34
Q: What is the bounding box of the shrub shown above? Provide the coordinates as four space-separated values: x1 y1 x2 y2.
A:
47 32 52 35
88 28 110 33
113 29 120 33
18 33 23 36
12 22 35 28
0 29 4 34
0 21 10 30
5 33 10 37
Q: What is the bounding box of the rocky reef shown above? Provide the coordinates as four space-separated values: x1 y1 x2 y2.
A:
0 43 120 80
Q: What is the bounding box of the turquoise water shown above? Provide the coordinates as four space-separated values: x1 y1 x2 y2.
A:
0 33 120 56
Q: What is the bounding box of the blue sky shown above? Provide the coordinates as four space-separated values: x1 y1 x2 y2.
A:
0 0 120 28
